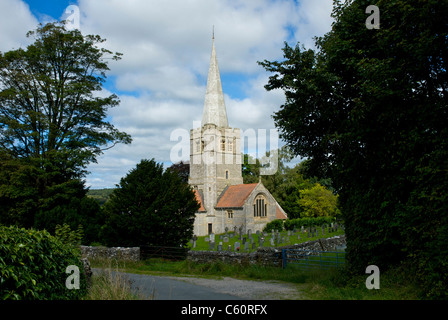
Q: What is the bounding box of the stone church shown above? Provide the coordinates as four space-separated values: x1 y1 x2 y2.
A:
189 37 287 236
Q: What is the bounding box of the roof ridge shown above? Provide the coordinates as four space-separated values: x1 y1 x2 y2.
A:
216 185 229 204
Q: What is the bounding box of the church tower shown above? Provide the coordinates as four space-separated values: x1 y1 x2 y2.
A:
189 36 243 235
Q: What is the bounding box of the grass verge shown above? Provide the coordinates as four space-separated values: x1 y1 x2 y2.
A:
83 262 148 300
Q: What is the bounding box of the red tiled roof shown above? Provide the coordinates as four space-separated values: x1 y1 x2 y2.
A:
193 189 206 212
215 183 258 208
276 204 288 219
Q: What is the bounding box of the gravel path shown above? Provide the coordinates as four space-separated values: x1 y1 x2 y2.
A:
166 275 307 300
93 268 307 300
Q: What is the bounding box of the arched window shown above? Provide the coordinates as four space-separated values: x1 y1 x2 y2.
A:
253 194 268 218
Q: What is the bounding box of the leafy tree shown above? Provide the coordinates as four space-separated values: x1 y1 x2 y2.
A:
243 148 320 219
0 22 130 228
0 22 131 167
100 159 200 247
259 0 448 298
242 154 261 183
298 183 340 218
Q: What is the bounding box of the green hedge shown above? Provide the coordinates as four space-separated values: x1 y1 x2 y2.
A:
284 217 337 231
263 217 340 233
0 225 87 300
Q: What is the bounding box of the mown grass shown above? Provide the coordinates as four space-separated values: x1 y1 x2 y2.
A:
88 257 420 300
188 228 346 252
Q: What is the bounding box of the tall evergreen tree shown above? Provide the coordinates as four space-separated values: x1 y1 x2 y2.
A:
101 159 200 247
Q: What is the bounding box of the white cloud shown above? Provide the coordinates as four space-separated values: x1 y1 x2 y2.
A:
1 0 334 188
79 0 334 188
0 0 38 52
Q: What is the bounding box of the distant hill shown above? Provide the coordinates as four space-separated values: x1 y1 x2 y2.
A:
87 188 115 206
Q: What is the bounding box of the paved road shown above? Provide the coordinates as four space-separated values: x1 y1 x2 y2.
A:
93 269 243 300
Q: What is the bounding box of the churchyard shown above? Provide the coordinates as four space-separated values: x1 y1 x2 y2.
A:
188 223 345 253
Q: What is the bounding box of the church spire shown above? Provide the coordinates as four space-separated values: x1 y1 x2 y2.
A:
201 33 229 128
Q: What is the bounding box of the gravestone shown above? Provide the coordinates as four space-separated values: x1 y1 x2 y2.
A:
217 244 223 252
209 241 215 251
209 233 215 243
270 238 275 246
228 245 231 252
223 236 229 243
244 242 249 251
205 236 209 242
242 237 246 245
234 242 240 251
252 243 256 250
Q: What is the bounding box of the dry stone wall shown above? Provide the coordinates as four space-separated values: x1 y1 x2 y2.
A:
186 235 346 267
80 235 346 267
80 246 140 261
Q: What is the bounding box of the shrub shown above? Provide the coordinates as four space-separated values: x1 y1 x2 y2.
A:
0 225 87 300
263 219 284 233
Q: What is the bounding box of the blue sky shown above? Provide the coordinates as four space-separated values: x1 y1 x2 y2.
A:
1 0 335 188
